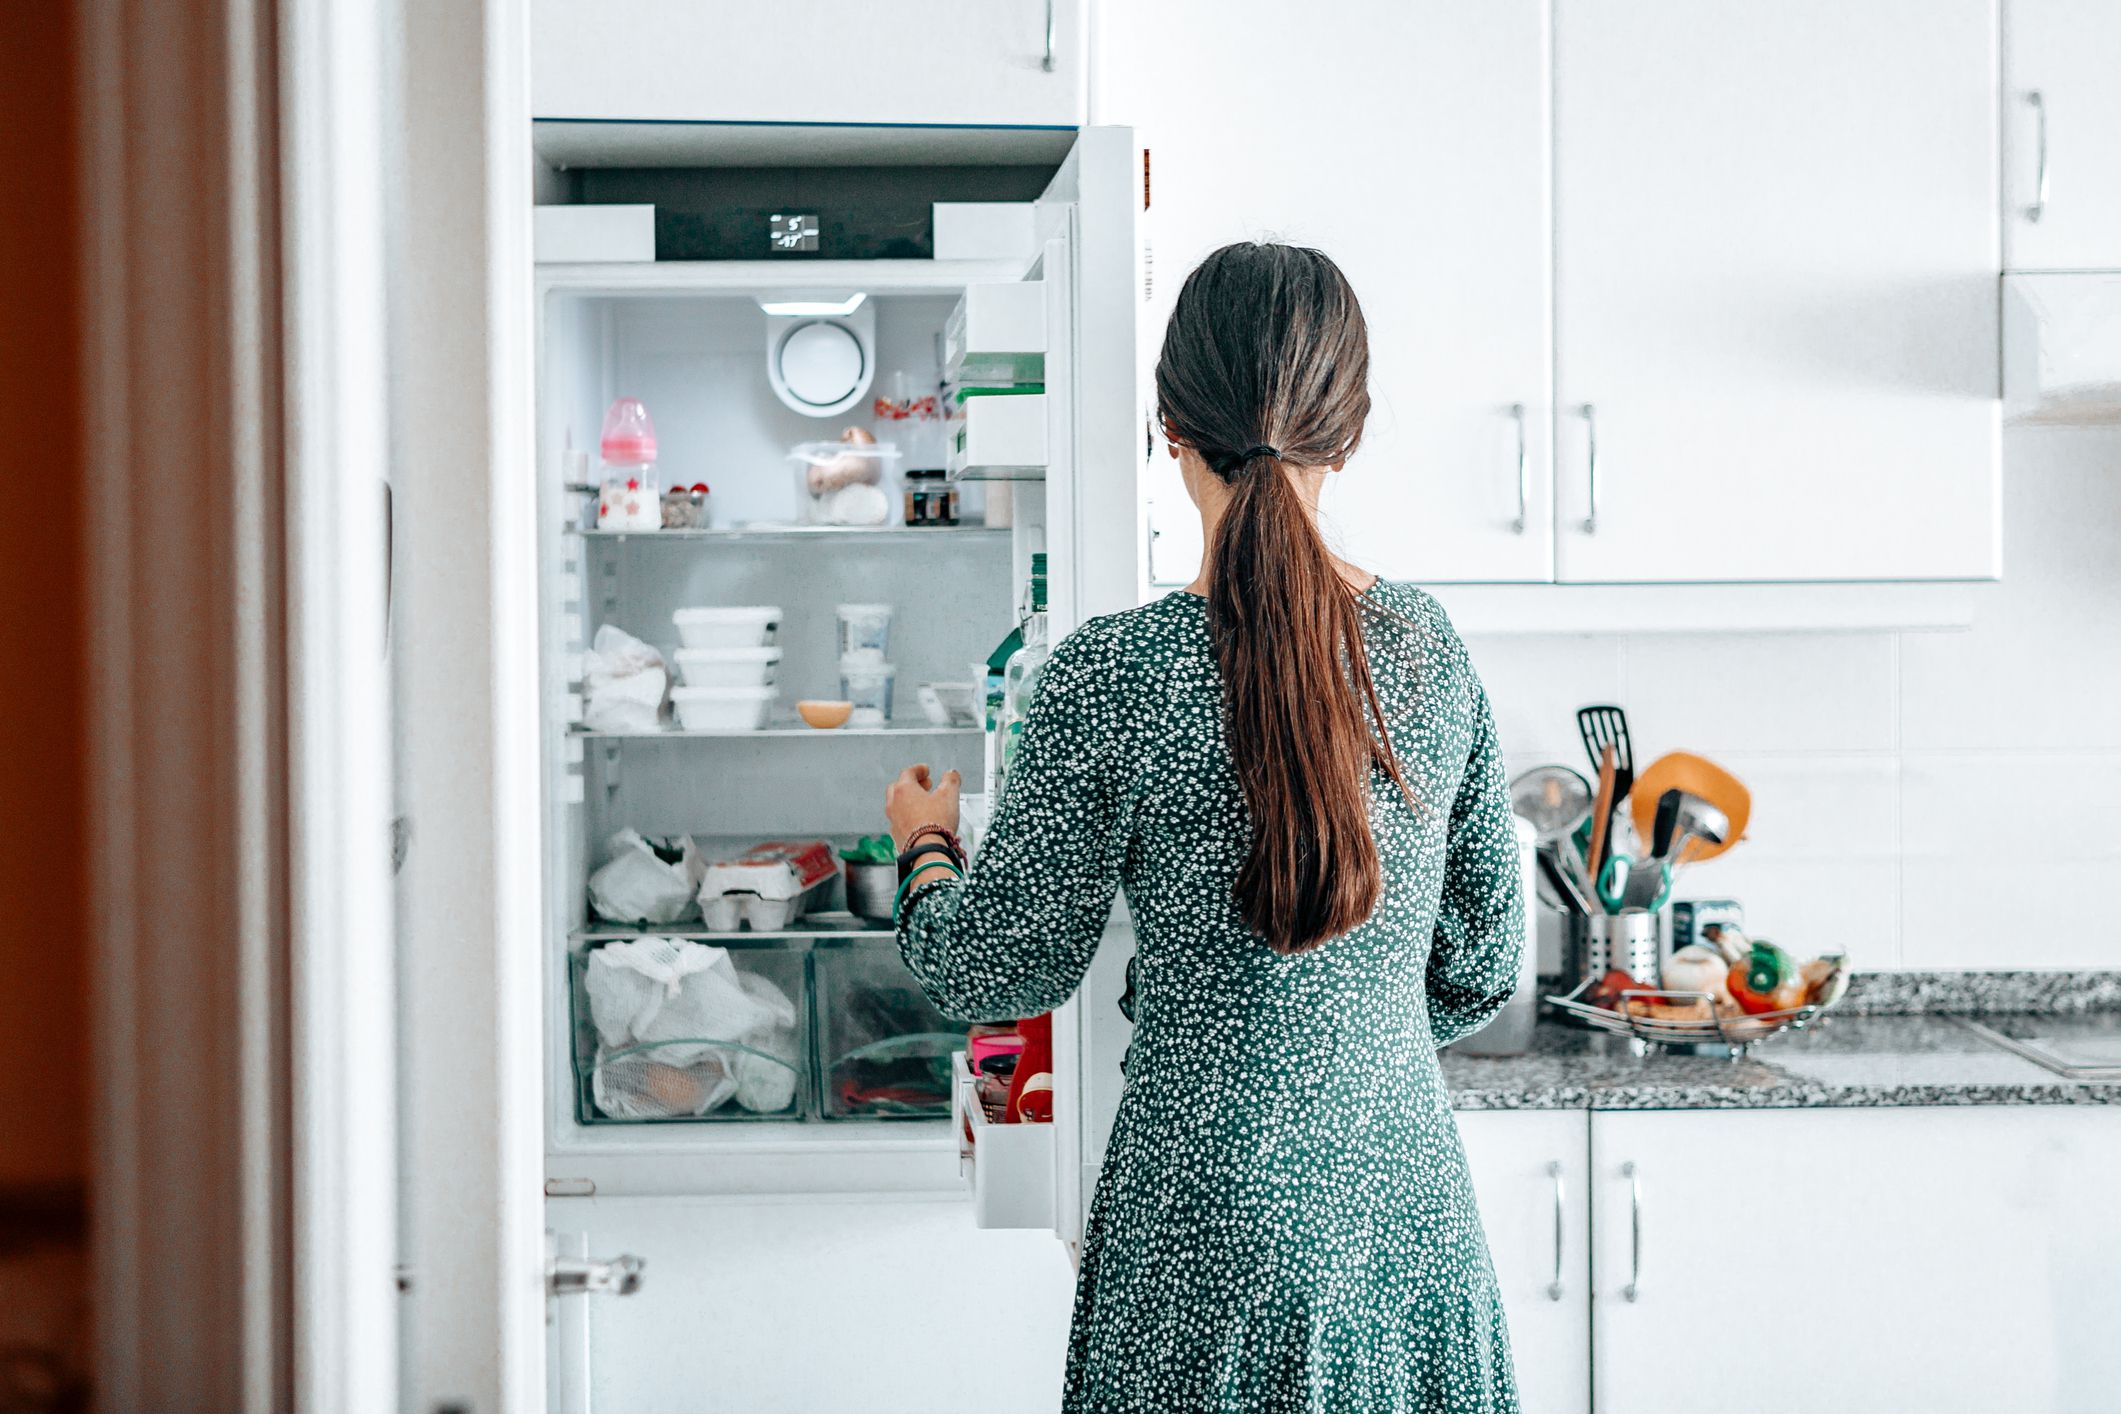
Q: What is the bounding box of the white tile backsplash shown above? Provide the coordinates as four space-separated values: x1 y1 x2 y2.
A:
1899 430 2121 753
1624 633 1899 755
1901 860 2121 971
1462 635 1626 763
1470 424 2121 972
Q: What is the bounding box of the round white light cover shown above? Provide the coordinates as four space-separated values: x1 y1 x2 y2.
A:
775 320 867 411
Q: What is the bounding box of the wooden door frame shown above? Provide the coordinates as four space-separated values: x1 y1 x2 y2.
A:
77 0 444 1408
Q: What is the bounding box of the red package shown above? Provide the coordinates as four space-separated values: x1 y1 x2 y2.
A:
1006 1012 1053 1124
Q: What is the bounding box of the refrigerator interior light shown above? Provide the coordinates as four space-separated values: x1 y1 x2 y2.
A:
755 292 868 319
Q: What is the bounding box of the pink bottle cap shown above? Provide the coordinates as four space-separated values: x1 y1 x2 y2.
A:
599 396 657 463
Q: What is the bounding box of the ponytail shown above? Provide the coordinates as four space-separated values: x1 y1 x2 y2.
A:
1157 243 1407 955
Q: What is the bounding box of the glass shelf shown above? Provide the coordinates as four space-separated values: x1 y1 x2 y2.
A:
573 912 893 944
572 721 979 741
573 524 1009 544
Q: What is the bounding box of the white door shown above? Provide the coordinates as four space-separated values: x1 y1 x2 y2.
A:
1590 1107 2121 1413
1553 0 2002 583
531 0 1084 127
1100 0 1554 586
2004 0 2121 271
1455 1111 1591 1414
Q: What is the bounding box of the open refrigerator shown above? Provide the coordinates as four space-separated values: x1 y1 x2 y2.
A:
534 129 1145 1409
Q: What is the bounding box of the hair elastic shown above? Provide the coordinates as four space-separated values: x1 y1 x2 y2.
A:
1239 445 1281 462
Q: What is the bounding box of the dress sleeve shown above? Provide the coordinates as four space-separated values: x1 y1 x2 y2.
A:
1426 668 1527 1048
897 619 1139 1021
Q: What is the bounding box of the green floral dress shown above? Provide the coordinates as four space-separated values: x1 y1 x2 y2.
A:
899 581 1525 1414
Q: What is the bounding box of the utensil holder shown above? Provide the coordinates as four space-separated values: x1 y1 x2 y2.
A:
1564 911 1660 987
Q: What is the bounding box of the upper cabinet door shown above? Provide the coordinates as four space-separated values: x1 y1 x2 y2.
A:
2005 0 2121 270
1553 0 2002 583
531 0 1084 127
1106 0 1554 587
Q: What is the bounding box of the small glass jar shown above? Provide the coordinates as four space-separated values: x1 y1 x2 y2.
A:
902 468 958 527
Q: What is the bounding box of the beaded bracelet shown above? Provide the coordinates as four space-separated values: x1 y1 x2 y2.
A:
901 823 965 861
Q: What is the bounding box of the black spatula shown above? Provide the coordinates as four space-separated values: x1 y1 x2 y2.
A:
1576 704 1634 845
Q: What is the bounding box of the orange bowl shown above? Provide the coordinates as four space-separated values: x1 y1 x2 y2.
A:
1629 751 1751 863
797 699 854 730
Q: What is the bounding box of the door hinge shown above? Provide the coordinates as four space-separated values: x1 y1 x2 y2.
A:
549 1252 645 1299
1142 147 1151 210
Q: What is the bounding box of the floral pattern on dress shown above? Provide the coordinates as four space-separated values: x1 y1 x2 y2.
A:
900 580 1525 1413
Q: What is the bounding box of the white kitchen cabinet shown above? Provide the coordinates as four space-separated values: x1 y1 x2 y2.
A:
1590 1107 2121 1413
1553 0 2002 583
531 0 1083 128
1454 1110 1591 1414
1102 0 1556 586
2005 1 2121 271
548 1195 1075 1413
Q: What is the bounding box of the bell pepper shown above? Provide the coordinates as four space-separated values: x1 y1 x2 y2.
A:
1727 940 1806 1014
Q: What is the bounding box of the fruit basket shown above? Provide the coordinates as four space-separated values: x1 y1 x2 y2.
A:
1543 979 1841 1058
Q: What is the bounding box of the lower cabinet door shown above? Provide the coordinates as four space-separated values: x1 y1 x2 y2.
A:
1590 1107 2121 1413
547 1194 1076 1413
1455 1109 1592 1414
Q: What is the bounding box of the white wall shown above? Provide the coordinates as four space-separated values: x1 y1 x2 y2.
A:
1460 425 2121 972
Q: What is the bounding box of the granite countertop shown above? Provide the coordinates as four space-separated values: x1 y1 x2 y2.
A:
1442 972 2121 1112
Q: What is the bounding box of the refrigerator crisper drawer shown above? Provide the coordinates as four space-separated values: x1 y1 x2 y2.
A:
811 937 969 1120
952 1051 1055 1229
569 941 811 1124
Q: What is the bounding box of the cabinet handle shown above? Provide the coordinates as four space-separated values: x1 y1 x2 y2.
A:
2026 91 2049 223
1041 0 1056 71
1509 403 1529 535
1579 404 1600 535
1545 1159 1565 1301
1621 1160 1642 1302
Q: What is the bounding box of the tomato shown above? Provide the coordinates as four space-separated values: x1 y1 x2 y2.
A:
1588 968 1643 1010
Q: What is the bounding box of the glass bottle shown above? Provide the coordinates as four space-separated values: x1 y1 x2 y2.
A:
994 553 1050 803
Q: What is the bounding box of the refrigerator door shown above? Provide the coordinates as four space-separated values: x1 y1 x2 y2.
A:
1023 126 1146 1251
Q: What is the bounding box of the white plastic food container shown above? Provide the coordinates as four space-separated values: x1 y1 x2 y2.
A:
670 685 776 732
674 646 781 689
835 602 893 663
673 606 782 650
838 659 896 728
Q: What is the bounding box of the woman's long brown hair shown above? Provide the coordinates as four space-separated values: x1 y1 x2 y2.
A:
1155 242 1407 955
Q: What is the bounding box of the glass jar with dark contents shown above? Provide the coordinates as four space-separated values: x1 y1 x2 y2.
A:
902 468 958 527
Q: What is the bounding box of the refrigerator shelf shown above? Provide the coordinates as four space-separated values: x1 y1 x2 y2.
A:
574 913 892 945
572 722 980 741
572 524 1011 545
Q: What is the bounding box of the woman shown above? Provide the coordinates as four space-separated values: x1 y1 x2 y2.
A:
886 242 1524 1413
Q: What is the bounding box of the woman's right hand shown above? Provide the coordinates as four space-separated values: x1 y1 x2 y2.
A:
885 763 961 852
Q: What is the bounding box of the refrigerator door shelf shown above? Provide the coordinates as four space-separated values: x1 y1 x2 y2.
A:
953 1050 1055 1229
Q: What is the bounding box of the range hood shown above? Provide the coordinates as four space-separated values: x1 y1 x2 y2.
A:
2003 272 2121 425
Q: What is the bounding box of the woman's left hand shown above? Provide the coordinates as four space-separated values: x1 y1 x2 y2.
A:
885 763 961 850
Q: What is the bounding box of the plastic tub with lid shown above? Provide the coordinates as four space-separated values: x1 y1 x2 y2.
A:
674 606 782 650
674 646 781 689
838 659 896 728
671 685 776 732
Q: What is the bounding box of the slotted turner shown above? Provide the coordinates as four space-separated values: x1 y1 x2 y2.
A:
1577 704 1634 854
